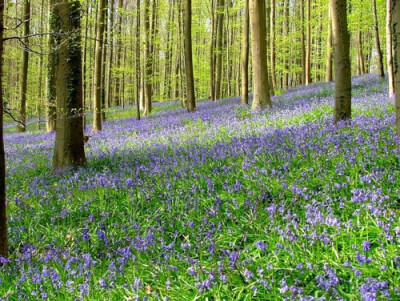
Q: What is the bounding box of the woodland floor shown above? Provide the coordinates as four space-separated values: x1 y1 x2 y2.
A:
2 74 400 300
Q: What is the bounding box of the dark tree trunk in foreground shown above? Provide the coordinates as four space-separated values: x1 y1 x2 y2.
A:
52 0 86 169
332 0 351 123
241 0 249 105
393 0 400 134
17 0 31 133
0 0 7 258
184 0 196 112
136 0 141 121
250 0 272 110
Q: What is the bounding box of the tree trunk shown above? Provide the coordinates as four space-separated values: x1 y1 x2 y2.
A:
250 0 272 110
300 0 305 85
215 0 224 100
332 0 351 123
371 0 384 78
136 0 141 120
47 0 57 133
92 0 106 132
270 0 277 90
144 0 152 116
0 0 8 258
106 0 115 109
52 0 86 169
184 0 196 112
305 0 311 85
241 0 249 105
114 0 124 107
358 31 366 75
394 0 400 134
388 0 395 97
210 0 216 101
17 0 30 133
283 0 289 89
326 4 333 82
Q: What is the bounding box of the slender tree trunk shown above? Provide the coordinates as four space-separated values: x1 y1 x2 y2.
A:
326 4 333 82
241 0 249 105
250 0 271 110
283 0 289 89
394 0 400 134
371 0 384 78
52 0 86 169
305 0 311 85
0 0 7 258
136 0 141 120
210 0 216 101
47 0 57 133
144 0 152 116
17 0 30 133
101 5 109 122
215 0 224 100
106 0 115 108
300 0 305 85
37 0 45 131
92 0 106 132
358 31 366 75
270 0 277 91
82 1 90 129
184 0 196 112
332 0 351 122
388 0 395 97
114 0 124 107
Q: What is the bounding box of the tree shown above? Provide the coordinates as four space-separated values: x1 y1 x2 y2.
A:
136 0 141 121
0 0 7 258
326 5 333 82
331 0 351 123
241 0 249 105
184 0 196 112
305 0 311 85
387 0 395 97
393 0 400 134
52 0 86 169
372 0 384 78
92 0 107 132
17 0 31 133
144 0 152 116
47 0 57 133
215 0 224 100
250 0 272 110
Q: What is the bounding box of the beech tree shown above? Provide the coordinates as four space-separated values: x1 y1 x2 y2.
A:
388 0 395 97
331 0 351 122
0 0 7 258
184 0 196 112
250 0 272 110
393 0 400 135
241 0 249 105
17 0 30 133
52 0 86 169
92 0 107 132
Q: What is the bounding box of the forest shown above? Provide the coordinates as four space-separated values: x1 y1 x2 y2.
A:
0 0 400 299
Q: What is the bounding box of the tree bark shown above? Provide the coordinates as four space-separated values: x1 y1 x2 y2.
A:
326 4 333 82
250 0 272 110
270 0 276 91
184 0 196 112
283 0 289 89
393 0 400 134
332 0 351 123
52 0 86 169
47 0 57 133
0 0 8 258
215 0 224 100
136 0 141 120
106 0 115 109
241 0 249 105
92 0 107 132
305 0 311 85
300 0 305 85
388 0 395 97
114 0 124 107
371 0 384 78
17 0 30 133
358 31 366 75
144 0 152 116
